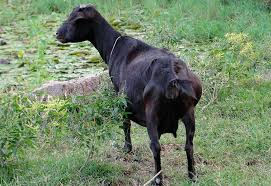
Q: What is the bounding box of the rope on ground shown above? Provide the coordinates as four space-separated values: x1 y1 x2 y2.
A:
143 170 162 186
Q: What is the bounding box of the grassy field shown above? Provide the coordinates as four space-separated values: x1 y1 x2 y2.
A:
0 0 271 185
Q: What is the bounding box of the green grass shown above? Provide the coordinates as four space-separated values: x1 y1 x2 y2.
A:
0 149 124 185
0 0 271 185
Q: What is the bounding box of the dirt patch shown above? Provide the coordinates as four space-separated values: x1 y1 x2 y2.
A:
194 153 210 165
161 143 183 152
103 143 189 185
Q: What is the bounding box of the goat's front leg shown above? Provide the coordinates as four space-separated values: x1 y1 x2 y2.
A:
182 107 196 181
146 107 162 185
123 119 132 153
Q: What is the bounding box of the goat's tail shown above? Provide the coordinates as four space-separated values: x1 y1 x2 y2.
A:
165 79 197 100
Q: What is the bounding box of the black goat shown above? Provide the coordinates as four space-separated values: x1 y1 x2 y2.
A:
56 5 202 185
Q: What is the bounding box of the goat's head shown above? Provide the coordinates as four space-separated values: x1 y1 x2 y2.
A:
56 4 98 43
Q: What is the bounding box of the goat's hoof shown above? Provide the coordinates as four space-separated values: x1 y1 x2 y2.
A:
188 172 197 182
151 177 162 186
123 143 132 153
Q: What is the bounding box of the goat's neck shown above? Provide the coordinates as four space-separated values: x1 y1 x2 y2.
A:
89 17 121 64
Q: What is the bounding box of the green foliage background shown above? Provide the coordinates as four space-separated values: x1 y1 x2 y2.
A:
0 0 270 185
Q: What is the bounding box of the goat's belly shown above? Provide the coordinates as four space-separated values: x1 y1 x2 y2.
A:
126 103 147 127
127 112 146 127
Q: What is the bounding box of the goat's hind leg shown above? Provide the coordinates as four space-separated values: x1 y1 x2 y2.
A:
182 107 197 181
123 119 132 153
146 108 162 185
147 127 162 186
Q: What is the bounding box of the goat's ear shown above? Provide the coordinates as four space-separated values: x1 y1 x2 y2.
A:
74 13 85 22
76 5 97 21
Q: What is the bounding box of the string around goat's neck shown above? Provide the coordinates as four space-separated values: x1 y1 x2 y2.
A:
109 35 122 63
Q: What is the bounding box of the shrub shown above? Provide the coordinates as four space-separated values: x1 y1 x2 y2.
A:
211 32 258 82
0 94 38 165
197 33 259 110
0 82 127 166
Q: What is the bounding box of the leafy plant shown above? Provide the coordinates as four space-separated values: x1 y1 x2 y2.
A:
210 32 258 83
0 94 38 165
0 82 127 166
